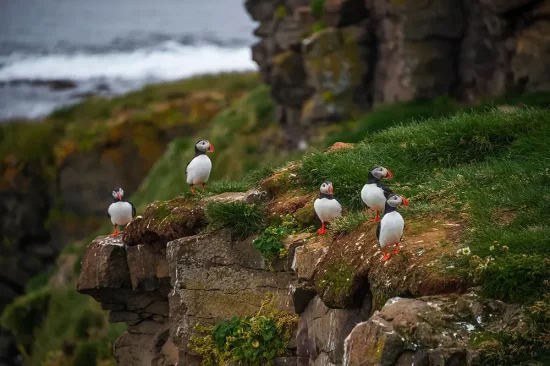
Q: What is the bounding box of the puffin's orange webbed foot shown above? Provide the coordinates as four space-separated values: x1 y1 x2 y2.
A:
202 183 205 192
393 244 400 255
318 222 327 234
382 251 391 262
190 185 196 195
110 227 119 237
367 211 381 223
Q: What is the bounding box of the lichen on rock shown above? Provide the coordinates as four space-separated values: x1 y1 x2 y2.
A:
122 197 206 246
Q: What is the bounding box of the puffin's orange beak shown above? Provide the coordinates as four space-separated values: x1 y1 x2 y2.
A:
117 193 122 201
401 197 409 207
209 143 215 152
329 185 334 194
386 170 394 179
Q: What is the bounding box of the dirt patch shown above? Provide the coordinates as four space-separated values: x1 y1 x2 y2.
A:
491 208 516 227
324 142 354 152
266 192 316 219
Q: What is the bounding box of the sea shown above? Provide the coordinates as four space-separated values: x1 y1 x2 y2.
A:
0 0 258 121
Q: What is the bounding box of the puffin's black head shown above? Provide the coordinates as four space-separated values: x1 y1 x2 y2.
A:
386 193 409 207
369 166 393 180
195 139 215 154
111 187 124 201
319 181 334 195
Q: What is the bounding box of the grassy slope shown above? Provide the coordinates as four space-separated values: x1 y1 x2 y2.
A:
295 108 550 303
2 74 550 366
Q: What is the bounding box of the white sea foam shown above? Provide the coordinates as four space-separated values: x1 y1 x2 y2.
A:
0 42 256 82
0 42 257 120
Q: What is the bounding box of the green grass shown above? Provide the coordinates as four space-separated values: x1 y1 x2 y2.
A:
325 92 550 145
205 201 266 240
329 211 370 234
49 72 260 123
295 108 550 303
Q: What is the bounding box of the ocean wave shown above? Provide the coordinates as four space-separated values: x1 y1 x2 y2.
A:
0 41 257 82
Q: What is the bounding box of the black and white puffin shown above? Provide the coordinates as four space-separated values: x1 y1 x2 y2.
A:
107 187 136 236
376 193 409 261
313 181 342 234
361 166 394 222
186 139 215 195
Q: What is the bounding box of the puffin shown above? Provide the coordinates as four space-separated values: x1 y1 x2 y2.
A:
107 187 136 236
313 181 342 234
361 166 394 222
186 139 215 195
376 193 409 261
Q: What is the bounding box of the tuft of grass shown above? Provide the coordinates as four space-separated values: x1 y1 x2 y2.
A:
482 255 549 303
205 201 266 239
329 211 369 234
325 92 550 146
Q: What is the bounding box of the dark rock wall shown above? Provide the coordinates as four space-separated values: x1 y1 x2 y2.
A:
246 0 550 144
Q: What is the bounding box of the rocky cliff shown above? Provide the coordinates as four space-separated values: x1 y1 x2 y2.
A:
75 183 530 366
76 106 550 366
245 0 550 145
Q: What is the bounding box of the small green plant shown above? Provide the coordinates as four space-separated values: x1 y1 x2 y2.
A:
253 214 308 268
205 201 266 239
311 21 326 34
189 293 298 366
253 226 289 266
275 5 288 18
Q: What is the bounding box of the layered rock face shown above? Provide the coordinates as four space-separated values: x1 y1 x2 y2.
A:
246 0 550 144
77 186 525 366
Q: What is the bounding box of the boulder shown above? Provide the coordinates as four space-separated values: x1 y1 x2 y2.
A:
76 235 131 298
343 292 525 365
122 198 206 246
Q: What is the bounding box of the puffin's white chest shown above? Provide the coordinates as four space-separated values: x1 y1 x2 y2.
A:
186 155 212 185
378 211 404 249
108 201 133 226
314 198 342 223
361 183 386 211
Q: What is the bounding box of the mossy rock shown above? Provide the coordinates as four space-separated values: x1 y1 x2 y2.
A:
122 197 206 246
315 261 365 308
259 172 292 197
303 26 366 92
294 204 318 228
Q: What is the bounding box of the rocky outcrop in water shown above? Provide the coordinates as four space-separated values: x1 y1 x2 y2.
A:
245 0 550 145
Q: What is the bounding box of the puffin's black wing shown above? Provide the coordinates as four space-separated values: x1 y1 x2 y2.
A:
107 211 111 219
376 221 381 242
378 182 393 195
129 202 137 218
